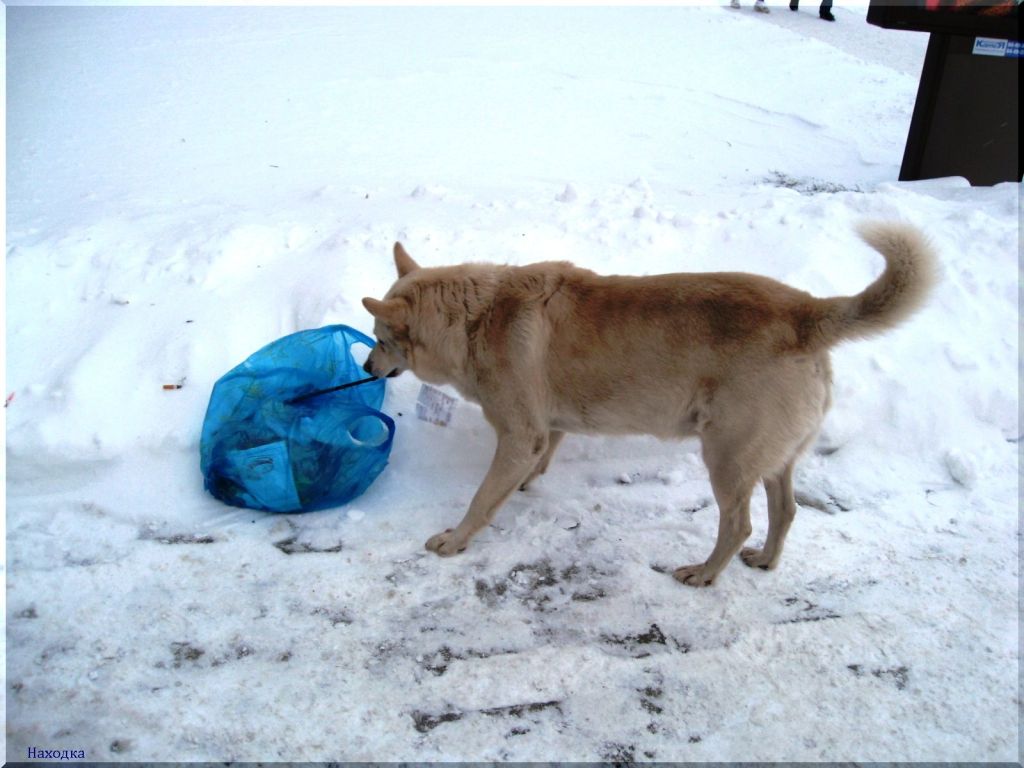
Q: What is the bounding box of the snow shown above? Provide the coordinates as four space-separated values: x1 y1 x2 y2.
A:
3 3 1020 763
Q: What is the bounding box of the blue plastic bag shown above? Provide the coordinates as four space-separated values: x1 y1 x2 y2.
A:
200 325 395 513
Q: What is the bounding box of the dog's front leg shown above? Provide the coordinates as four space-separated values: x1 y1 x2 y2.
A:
520 430 565 491
426 431 545 556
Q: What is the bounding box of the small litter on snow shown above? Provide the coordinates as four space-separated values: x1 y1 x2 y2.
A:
416 383 457 427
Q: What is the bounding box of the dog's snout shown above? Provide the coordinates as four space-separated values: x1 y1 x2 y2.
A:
362 359 374 375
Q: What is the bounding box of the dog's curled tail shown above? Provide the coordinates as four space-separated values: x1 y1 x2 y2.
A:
811 221 938 349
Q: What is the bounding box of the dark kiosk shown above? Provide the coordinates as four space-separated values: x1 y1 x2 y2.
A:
867 0 1021 186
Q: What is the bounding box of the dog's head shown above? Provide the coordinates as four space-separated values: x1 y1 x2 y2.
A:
361 242 420 379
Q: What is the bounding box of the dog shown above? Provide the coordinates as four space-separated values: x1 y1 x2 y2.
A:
362 222 936 586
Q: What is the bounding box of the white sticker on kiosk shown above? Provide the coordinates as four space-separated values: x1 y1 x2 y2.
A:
416 384 457 427
973 37 1008 57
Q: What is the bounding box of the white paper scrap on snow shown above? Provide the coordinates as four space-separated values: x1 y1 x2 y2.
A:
416 383 457 427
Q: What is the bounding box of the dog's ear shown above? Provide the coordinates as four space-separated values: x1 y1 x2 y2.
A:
362 297 408 326
394 242 420 278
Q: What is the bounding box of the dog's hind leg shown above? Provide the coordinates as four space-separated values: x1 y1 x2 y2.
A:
520 430 565 491
673 436 757 587
426 430 548 556
741 459 797 571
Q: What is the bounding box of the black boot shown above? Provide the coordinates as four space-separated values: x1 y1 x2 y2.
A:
820 8 835 20
790 0 798 9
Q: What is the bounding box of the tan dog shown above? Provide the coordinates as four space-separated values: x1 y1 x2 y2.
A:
362 222 936 586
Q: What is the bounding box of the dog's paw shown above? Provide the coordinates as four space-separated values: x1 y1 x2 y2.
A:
740 546 776 571
425 529 467 557
672 564 715 588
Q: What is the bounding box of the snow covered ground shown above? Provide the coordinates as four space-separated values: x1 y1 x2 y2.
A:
4 4 1020 763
